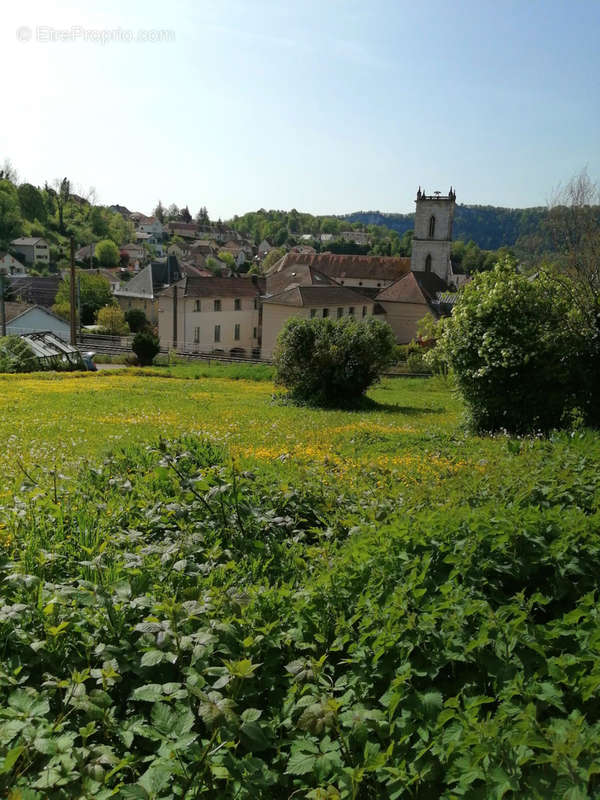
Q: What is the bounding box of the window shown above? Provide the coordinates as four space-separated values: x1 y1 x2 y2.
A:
194 327 200 343
337 307 343 318
362 306 367 318
358 281 363 286
429 215 436 237
253 327 257 338
234 323 240 341
214 299 221 312
253 297 258 310
310 309 317 318
214 324 221 343
323 308 329 318
234 298 241 311
425 254 432 273
349 307 355 315
194 299 201 312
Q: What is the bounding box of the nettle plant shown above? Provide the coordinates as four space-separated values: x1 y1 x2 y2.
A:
1 435 600 797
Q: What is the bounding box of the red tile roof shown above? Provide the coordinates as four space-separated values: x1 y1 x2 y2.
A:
268 252 411 282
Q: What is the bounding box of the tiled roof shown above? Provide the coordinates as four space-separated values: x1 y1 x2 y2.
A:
181 276 265 298
11 237 47 246
376 271 448 304
267 252 411 282
263 284 373 308
265 263 336 296
7 276 61 307
4 302 34 322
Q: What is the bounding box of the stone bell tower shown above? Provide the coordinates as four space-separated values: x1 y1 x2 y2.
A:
410 186 456 283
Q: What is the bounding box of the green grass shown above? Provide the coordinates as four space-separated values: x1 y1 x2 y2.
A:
1 371 600 797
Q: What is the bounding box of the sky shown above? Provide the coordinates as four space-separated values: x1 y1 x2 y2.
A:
1 0 599 219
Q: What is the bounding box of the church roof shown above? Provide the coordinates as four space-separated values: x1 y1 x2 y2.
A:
266 252 411 282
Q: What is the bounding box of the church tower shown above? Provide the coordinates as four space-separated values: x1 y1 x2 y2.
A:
410 187 456 283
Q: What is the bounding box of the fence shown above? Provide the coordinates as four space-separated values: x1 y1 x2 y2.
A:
75 333 431 375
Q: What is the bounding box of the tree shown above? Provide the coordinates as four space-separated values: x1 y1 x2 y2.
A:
180 205 192 224
53 177 71 234
0 180 23 245
96 305 129 335
125 308 149 333
154 201 165 223
132 329 160 366
196 206 209 225
54 272 113 325
95 239 120 268
545 168 600 423
274 316 397 407
438 259 579 433
17 183 47 223
261 247 285 272
0 159 18 183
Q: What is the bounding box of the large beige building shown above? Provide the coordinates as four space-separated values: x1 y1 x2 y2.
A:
158 276 264 355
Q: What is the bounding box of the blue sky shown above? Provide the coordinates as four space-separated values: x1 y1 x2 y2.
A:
1 0 599 218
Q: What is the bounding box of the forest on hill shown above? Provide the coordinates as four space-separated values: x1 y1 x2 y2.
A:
343 204 550 251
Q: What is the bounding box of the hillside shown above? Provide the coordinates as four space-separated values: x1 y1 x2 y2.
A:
343 204 549 250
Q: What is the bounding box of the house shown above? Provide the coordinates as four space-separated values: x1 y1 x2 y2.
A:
158 276 264 355
113 257 182 324
261 285 375 360
340 231 370 246
11 237 50 266
138 217 164 238
6 276 61 307
0 252 27 276
75 244 96 265
257 239 272 259
267 252 411 294
167 222 199 239
3 302 71 341
375 272 449 344
89 268 121 293
120 242 146 269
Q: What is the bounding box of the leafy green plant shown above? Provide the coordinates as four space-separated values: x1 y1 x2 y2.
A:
274 316 397 407
132 330 160 367
0 335 37 373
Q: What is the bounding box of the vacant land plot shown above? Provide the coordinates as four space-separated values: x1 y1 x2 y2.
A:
1 368 600 798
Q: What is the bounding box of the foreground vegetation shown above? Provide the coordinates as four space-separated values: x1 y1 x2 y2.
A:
1 370 600 798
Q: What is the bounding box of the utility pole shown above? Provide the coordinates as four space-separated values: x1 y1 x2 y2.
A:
0 273 6 337
70 236 77 346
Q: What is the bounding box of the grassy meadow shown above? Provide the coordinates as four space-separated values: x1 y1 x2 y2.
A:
1 366 600 798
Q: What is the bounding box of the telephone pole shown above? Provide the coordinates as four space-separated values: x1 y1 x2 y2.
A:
70 236 77 346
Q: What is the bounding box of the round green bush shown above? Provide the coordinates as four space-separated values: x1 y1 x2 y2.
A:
274 316 397 406
439 259 579 433
132 329 160 366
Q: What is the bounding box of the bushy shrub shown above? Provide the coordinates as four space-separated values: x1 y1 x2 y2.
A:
125 308 149 333
274 316 396 406
0 335 37 373
132 329 160 366
439 259 579 432
96 304 130 335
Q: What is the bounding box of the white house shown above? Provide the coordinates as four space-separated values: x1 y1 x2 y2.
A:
11 237 50 266
0 252 27 276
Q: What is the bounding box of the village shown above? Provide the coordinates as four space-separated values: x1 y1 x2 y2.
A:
0 188 466 362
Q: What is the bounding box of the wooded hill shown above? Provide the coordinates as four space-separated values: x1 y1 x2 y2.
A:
342 205 549 251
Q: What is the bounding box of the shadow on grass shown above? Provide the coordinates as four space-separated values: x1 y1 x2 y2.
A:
273 392 444 416
358 397 446 416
